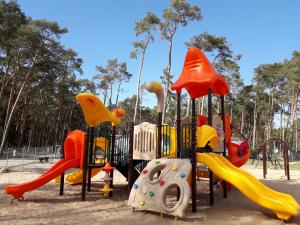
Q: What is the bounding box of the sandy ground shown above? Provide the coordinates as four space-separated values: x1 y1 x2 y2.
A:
0 161 300 225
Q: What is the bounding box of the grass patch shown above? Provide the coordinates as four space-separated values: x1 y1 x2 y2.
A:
289 162 300 170
245 159 300 170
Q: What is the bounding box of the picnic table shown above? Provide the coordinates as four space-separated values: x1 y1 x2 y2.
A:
38 156 49 163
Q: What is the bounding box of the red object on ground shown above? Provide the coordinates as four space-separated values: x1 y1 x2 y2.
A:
5 130 86 199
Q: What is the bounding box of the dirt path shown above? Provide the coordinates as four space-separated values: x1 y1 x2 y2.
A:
0 163 299 225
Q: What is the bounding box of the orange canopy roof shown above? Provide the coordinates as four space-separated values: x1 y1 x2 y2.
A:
171 47 229 98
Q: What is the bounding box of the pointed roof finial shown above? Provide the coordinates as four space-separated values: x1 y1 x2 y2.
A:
171 47 229 98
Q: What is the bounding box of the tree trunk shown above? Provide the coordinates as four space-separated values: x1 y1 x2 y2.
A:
133 44 147 124
55 70 67 145
3 74 17 133
200 97 205 115
31 91 44 144
0 50 21 104
186 96 191 117
139 86 143 124
285 87 299 145
162 36 174 124
271 92 274 138
296 111 298 152
252 97 258 149
241 109 244 134
290 88 299 148
197 98 201 114
103 86 108 105
267 91 274 139
0 84 7 106
17 82 31 147
0 48 41 154
280 104 283 140
115 80 122 106
289 88 298 128
108 82 113 110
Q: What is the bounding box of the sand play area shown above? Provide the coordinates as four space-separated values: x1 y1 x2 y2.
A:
1 161 300 225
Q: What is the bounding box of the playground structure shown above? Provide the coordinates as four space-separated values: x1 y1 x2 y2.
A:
5 130 86 200
129 47 299 220
61 137 108 185
5 95 122 200
5 47 300 221
251 138 290 180
128 158 192 218
53 137 108 185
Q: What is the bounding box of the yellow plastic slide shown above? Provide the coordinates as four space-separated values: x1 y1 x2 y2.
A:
55 138 107 185
54 167 103 185
196 152 300 220
66 167 102 185
66 157 104 185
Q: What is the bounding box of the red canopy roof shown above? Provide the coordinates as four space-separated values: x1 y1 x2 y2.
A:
171 47 229 98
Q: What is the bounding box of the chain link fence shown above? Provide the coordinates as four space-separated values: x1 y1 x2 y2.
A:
0 145 63 172
289 150 300 162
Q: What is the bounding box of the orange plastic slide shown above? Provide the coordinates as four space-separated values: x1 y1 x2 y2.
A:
5 159 80 199
5 130 85 199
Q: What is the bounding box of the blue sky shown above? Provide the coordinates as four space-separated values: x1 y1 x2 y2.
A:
19 0 300 105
